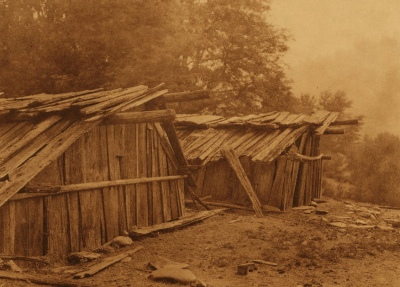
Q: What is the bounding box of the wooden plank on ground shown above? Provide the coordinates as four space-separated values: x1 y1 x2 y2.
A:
220 146 263 217
129 209 225 236
0 270 90 287
73 246 143 279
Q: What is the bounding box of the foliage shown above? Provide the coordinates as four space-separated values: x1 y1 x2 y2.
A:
348 133 400 205
0 0 294 115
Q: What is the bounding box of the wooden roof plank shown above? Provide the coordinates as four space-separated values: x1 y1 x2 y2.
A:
262 126 309 163
315 112 340 135
246 130 281 158
270 112 291 125
79 86 148 115
0 116 62 164
0 119 100 207
251 128 295 162
0 119 73 179
0 123 33 155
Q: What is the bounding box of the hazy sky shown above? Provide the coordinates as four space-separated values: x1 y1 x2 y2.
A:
270 0 400 136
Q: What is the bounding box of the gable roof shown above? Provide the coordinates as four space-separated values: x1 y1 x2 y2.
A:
175 111 339 164
0 85 168 207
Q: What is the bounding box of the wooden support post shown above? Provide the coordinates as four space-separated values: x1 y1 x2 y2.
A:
161 121 210 210
220 146 263 217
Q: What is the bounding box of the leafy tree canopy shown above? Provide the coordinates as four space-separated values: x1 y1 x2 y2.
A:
0 0 293 115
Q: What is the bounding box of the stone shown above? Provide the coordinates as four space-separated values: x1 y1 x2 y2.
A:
309 201 318 207
315 210 328 215
148 256 189 270
303 210 313 214
149 266 197 284
329 222 347 228
237 263 257 275
67 251 102 264
111 236 134 247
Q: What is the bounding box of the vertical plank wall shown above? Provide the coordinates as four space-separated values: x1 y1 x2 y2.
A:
0 123 185 260
192 132 323 211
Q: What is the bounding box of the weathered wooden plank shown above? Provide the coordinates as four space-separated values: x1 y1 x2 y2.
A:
293 133 313 206
158 141 172 222
13 200 29 256
79 86 147 115
104 126 121 241
0 270 90 287
254 162 275 204
46 195 69 261
315 112 340 135
221 146 263 217
149 124 163 224
154 123 178 169
73 246 143 279
130 209 225 236
267 157 287 209
28 197 44 256
137 124 149 227
0 119 100 207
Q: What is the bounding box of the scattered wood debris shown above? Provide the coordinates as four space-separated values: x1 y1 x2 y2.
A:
252 260 278 267
73 246 143 279
129 209 225 237
0 270 89 287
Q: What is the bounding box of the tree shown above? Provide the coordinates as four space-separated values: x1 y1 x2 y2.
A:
0 0 293 117
180 0 293 115
349 133 400 205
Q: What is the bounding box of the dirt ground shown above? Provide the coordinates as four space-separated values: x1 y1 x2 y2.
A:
2 197 400 287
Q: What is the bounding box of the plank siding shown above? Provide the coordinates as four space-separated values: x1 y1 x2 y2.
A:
0 122 184 260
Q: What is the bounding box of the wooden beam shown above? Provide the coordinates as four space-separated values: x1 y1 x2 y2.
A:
11 176 186 201
102 109 176 125
161 121 210 210
330 119 359 126
322 155 332 160
0 270 88 287
129 209 225 237
221 146 264 217
73 247 143 279
185 200 282 213
163 90 210 103
0 255 49 264
324 127 345 134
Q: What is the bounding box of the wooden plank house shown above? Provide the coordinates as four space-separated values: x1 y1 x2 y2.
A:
175 111 353 211
0 85 192 260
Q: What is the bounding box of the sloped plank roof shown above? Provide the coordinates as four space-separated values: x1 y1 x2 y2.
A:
0 85 168 207
175 111 339 164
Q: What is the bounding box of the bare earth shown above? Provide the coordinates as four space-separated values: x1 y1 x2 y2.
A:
2 197 400 287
